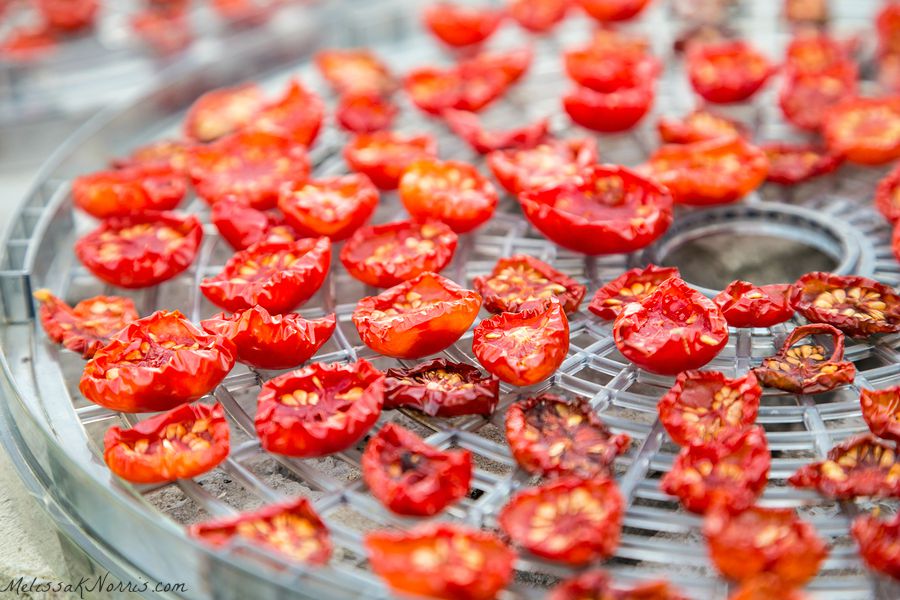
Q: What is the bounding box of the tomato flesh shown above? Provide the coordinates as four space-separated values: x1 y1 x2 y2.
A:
860 386 900 443
687 41 773 104
383 358 499 417
791 272 900 338
852 511 900 580
752 323 855 394
589 265 680 321
550 570 689 600
657 109 747 144
344 131 438 190
422 2 504 48
73 165 186 219
336 93 398 134
278 174 379 241
508 0 569 33
876 163 900 224
779 64 858 132
183 83 265 142
824 97 900 166
789 434 900 499
487 138 598 195
762 144 842 185
34 290 138 359
714 280 794 328
474 254 585 314
211 198 296 251
249 81 324 148
563 81 655 133
315 48 394 96
399 159 498 233
443 109 549 155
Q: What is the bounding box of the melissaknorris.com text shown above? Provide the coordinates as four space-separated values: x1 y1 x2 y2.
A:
2 574 188 598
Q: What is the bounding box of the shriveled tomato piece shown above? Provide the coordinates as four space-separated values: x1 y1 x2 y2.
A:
80 310 236 412
75 210 202 289
728 575 809 600
191 497 331 565
315 48 394 96
340 220 457 289
112 139 191 173
661 426 770 514
201 306 335 370
852 511 900 580
657 109 748 144
200 238 331 314
785 33 852 75
188 129 311 210
365 523 515 600
499 477 623 565
0 27 58 61
687 40 774 104
705 506 828 586
183 83 265 142
860 386 900 443
487 137 597 195
34 290 138 359
550 570 689 600
506 394 630 479
104 402 229 484
761 143 842 185
563 81 655 133
36 0 98 32
474 254 585 314
576 0 651 22
752 323 855 394
352 272 481 359
714 280 794 328
791 272 900 338
589 265 680 321
876 163 900 223
336 93 397 134
658 370 761 447
362 423 471 516
250 81 324 148
472 301 569 386
789 434 900 499
443 109 549 154
779 64 858 132
278 174 379 241
460 46 532 86
422 2 504 48
507 0 569 33
405 65 509 115
824 97 900 165
564 44 659 93
72 165 186 219
131 6 192 56
344 131 438 190
399 159 498 233
211 197 296 250
256 359 383 457
614 277 728 375
383 358 499 417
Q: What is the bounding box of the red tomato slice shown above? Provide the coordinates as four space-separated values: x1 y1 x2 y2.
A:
131 6 192 55
790 272 900 338
658 109 748 144
315 48 395 96
183 83 265 142
714 280 795 328
752 323 855 394
879 2 900 57
255 359 383 457
589 265 680 321
335 93 398 134
36 0 98 32
0 27 58 61
785 33 852 75
789 434 900 499
507 0 569 33
382 358 499 417
824 96 900 165
550 570 689 600
352 272 481 359
852 511 900 580
112 139 191 173
487 137 598 195
211 197 296 251
399 159 498 233
73 165 186 219
762 143 842 185
422 2 505 48
860 386 900 443
563 81 655 132
474 254 586 314
687 40 774 104
876 163 900 223
443 109 549 154
564 44 659 93
728 576 810 600
779 63 858 132
278 174 378 242
459 46 533 86
576 0 651 22
344 131 438 190
33 290 139 359
103 402 229 484
250 80 324 148
362 422 472 516
405 65 510 115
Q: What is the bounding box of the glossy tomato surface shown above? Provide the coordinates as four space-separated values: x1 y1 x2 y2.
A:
210 198 296 251
852 511 900 580
335 93 398 134
714 280 795 328
791 272 900 338
422 2 504 48
73 165 186 219
443 109 549 155
823 97 900 165
657 109 748 144
762 143 842 185
564 42 659 93
789 434 900 499
474 254 585 314
576 0 651 22
860 386 900 443
876 163 900 223
315 48 394 96
344 131 438 190
278 174 379 241
752 323 855 394
589 265 680 321
549 570 689 600
34 290 138 359
250 81 324 147
399 159 498 233
687 40 773 104
779 63 858 131
183 83 265 142
113 139 191 173
383 358 499 417
563 81 655 132
487 137 597 195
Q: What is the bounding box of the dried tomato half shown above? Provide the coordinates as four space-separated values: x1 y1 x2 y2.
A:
131 7 192 56
75 210 203 289
589 265 680 321
211 198 296 251
660 426 770 514
365 523 515 600
687 40 774 104
422 2 505 48
852 511 900 580
752 323 855 394
112 139 191 173
550 570 688 600
823 97 900 166
362 422 472 516
658 370 761 447
344 131 438 191
728 576 809 600
474 254 586 314
183 83 265 142
785 33 852 75
72 165 186 219
791 272 900 338
352 272 481 359
103 402 229 484
250 80 324 148
876 163 900 224
508 0 569 33
0 27 58 62
789 434 900 499
714 280 795 328
201 306 335 370
762 143 842 185
278 174 379 242
80 310 236 413
335 93 398 134
382 358 499 417
779 64 858 132
190 497 331 566
614 277 728 376
443 109 549 155
576 0 651 22
563 81 655 133
36 0 98 32
519 165 673 255
200 238 331 314
487 137 598 195
564 43 659 93
505 394 630 479
860 387 900 443
472 301 569 386
399 159 498 233
34 290 138 359
499 477 624 565
255 359 383 457
657 109 748 144
315 48 394 96
880 3 900 56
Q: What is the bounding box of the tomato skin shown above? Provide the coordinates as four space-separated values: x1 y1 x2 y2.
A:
112 139 191 173
499 477 624 565
315 48 394 96
549 570 689 600
519 165 673 256
73 165 186 219
183 83 265 142
473 301 569 386
657 109 748 144
210 198 296 251
75 210 203 289
251 81 324 148
365 523 516 600
785 33 852 75
352 272 482 359
131 6 192 55
728 576 809 600
36 0 98 32
576 0 651 22
278 174 379 242
201 306 335 370
614 278 728 376
34 290 139 359
80 310 236 413
382 358 499 417
876 163 900 223
335 93 397 134
879 3 900 57
443 109 549 154
344 132 438 191
399 159 498 234
362 423 472 516
103 402 229 484
474 254 586 314
823 97 900 166
778 63 858 132
687 41 774 104
589 265 680 321
201 238 330 314
460 46 533 86
761 144 842 185
422 2 505 48
860 386 900 443
789 434 900 499
563 81 655 133
507 0 569 33
790 272 900 338
852 511 900 580
564 46 659 93
255 360 383 458
487 137 598 195
752 323 855 394
714 280 794 328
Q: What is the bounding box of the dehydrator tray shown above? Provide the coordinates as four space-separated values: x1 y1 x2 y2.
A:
1 0 899 598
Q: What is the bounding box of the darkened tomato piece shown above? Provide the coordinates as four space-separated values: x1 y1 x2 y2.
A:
33 290 139 359
188 130 311 210
564 44 659 93
344 131 438 190
183 83 265 142
791 272 900 338
399 159 498 233
728 576 809 600
75 210 203 289
589 265 680 321
657 109 748 144
705 506 828 586
113 139 191 173
36 0 98 32
256 359 383 457
278 174 379 242
550 570 689 600
190 497 331 565
823 97 900 166
658 370 761 447
200 238 331 314
785 33 852 75
762 144 842 185
563 81 655 133
201 306 335 370
789 434 900 499
752 323 855 394
423 2 505 48
576 0 650 22
499 477 623 565
362 423 472 516
852 511 900 580
211 197 296 251
250 81 324 148
336 93 398 134
383 358 499 417
365 523 515 600
507 0 569 33
661 426 770 514
614 277 728 375
876 163 900 223
487 137 598 195
352 272 481 359
687 41 773 104
474 254 586 314
779 64 858 132
0 27 58 61
340 220 457 288
505 394 630 479
80 310 236 412
104 402 229 484
714 280 795 328
443 109 549 154
519 165 673 255
72 165 186 219
473 301 569 386
315 48 394 96
860 386 900 443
